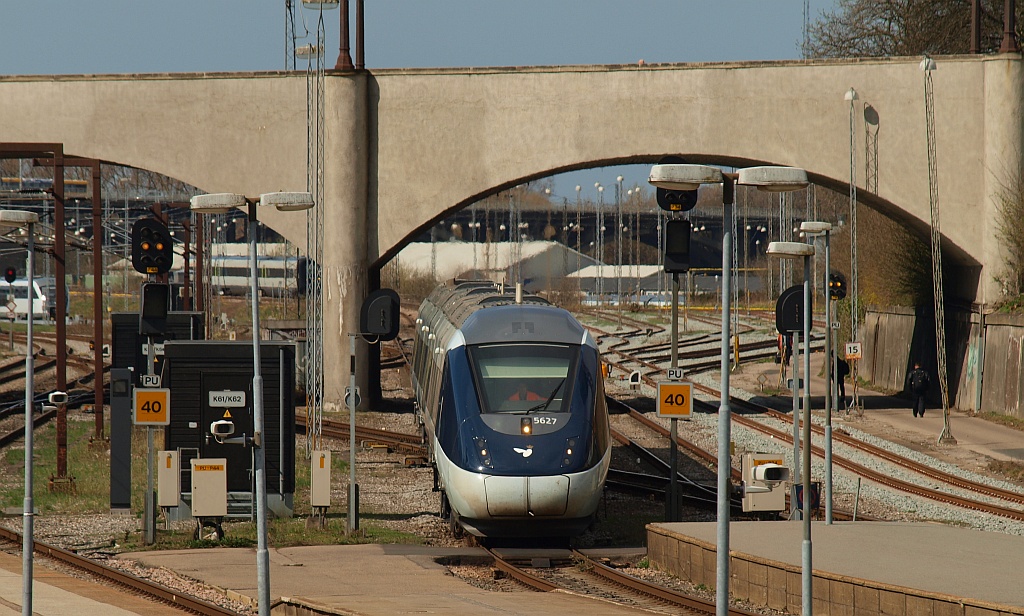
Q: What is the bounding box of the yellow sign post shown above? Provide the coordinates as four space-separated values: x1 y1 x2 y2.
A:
133 388 170 426
657 381 693 419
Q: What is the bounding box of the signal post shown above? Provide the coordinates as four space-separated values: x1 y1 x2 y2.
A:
130 217 174 544
657 369 692 521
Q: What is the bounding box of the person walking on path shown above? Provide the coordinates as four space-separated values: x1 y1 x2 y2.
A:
908 362 930 417
834 357 850 410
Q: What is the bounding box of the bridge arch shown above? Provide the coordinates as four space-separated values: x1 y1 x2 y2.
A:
1 55 1020 407
375 153 982 302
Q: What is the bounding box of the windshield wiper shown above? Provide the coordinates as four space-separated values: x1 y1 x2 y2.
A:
526 378 565 414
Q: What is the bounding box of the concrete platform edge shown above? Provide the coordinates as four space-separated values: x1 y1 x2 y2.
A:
273 596 360 616
646 524 1024 616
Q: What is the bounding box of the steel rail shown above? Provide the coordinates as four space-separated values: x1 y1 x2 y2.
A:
570 550 763 616
603 328 1018 518
609 425 724 507
0 527 240 616
726 410 1024 521
607 395 866 522
687 377 1024 513
483 547 559 592
295 415 426 455
756 406 1024 506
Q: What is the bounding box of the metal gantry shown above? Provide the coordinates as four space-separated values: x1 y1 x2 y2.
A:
304 9 328 457
922 57 956 444
848 88 860 343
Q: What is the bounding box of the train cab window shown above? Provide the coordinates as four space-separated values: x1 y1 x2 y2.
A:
469 343 578 414
3 285 36 300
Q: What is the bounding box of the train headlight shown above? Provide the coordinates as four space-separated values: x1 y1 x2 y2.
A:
474 437 491 468
520 417 533 435
562 437 579 467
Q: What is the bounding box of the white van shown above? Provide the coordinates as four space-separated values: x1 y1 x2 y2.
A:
1 280 47 320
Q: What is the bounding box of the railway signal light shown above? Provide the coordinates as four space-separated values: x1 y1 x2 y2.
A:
131 218 173 275
664 219 691 274
828 272 847 300
3 267 15 284
656 187 698 212
654 155 699 212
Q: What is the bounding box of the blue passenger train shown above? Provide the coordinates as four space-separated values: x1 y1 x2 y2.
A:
412 280 610 538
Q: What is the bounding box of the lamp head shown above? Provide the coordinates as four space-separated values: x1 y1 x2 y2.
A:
0 210 39 229
648 164 722 191
737 167 809 192
799 221 832 234
767 241 815 258
260 192 315 212
190 193 246 215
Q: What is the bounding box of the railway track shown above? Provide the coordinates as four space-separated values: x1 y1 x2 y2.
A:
745 402 1024 508
681 374 1024 520
0 527 240 615
484 546 762 615
596 320 1024 522
723 406 1024 521
609 395 866 521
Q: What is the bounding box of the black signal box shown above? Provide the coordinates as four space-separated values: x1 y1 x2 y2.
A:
776 284 812 334
664 219 691 274
131 218 174 275
829 272 847 300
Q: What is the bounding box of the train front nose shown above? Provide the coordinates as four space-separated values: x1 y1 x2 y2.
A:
483 475 569 516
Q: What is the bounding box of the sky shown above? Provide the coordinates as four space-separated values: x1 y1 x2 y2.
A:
1 0 839 201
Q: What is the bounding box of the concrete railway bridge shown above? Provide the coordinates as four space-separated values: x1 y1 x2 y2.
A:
1 54 1021 408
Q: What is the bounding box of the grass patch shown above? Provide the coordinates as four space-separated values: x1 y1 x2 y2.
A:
0 412 423 552
988 460 1024 483
0 414 112 513
976 412 1024 432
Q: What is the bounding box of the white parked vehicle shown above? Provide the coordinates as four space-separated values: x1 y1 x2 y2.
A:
1 279 47 320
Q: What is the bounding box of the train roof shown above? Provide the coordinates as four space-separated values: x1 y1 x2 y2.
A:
421 279 588 347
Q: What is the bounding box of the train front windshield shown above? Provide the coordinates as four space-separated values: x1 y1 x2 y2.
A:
470 343 578 414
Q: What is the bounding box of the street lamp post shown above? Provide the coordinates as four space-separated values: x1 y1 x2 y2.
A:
616 175 623 324
0 210 40 616
595 183 604 303
650 164 808 616
801 221 834 523
574 185 582 300
767 239 816 616
189 191 313 616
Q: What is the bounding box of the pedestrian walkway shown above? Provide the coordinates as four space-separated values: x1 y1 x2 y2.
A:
733 351 1024 464
124 544 654 615
648 520 1024 615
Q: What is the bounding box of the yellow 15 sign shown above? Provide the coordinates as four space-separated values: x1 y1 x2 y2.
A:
657 381 692 419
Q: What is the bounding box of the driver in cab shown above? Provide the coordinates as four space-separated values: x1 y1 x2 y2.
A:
508 382 542 401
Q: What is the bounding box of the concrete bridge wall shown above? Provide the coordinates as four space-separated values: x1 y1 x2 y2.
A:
1 55 1021 407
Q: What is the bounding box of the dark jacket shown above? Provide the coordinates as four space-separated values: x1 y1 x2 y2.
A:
908 368 930 394
835 358 849 380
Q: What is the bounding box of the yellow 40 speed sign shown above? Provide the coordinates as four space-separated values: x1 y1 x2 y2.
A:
657 381 692 419
134 388 170 426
